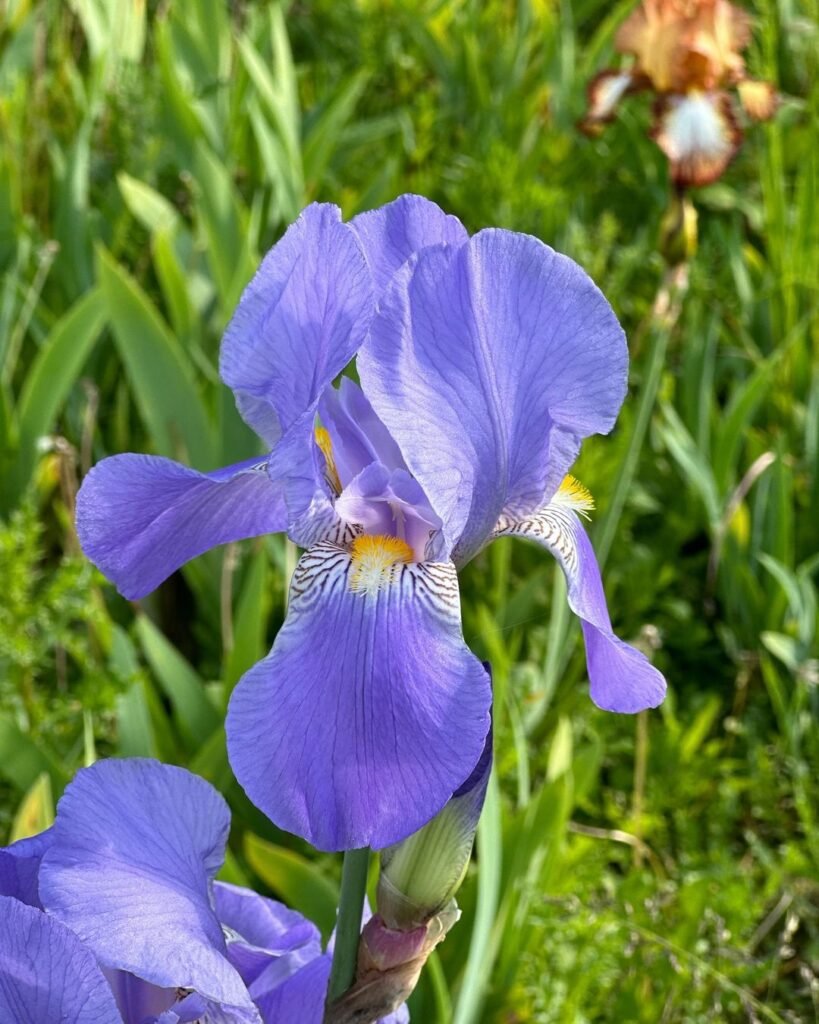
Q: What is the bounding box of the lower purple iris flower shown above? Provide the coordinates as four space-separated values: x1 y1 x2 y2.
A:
76 194 666 853
0 758 407 1024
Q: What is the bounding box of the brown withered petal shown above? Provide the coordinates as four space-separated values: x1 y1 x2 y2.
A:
737 78 779 120
580 69 636 135
651 90 743 187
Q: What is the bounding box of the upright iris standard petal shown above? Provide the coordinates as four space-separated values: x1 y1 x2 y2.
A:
39 759 260 1023
76 454 285 600
0 829 52 907
334 463 444 561
350 193 468 293
0 895 123 1024
318 377 406 487
227 542 492 851
220 203 373 448
495 500 666 712
737 79 778 121
359 230 628 565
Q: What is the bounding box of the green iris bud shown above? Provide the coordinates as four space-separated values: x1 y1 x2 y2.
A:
377 729 492 930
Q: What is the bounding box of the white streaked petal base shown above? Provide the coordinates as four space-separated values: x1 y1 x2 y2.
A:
652 91 742 188
227 542 491 851
495 503 666 713
581 70 635 133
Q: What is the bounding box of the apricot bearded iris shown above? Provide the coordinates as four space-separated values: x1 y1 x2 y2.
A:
581 0 777 187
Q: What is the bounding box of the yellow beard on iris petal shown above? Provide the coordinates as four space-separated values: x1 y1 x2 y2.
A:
349 534 414 595
553 475 596 520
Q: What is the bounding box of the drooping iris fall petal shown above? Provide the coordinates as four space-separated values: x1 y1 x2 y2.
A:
76 454 285 600
0 895 123 1024
651 90 742 187
495 486 666 713
227 542 491 851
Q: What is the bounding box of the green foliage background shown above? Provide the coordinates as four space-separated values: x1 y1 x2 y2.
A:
0 0 817 1020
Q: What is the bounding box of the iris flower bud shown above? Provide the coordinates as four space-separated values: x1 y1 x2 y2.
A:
326 730 492 1023
377 726 492 930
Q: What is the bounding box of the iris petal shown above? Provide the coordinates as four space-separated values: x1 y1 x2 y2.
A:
737 79 778 121
39 759 260 1022
335 463 445 561
254 955 330 1024
651 90 742 187
227 543 491 851
220 203 373 448
350 193 468 294
581 70 635 134
0 829 52 908
105 970 179 1023
359 230 628 565
76 453 285 600
253 952 409 1023
495 505 666 712
318 378 406 488
214 882 321 989
0 895 123 1024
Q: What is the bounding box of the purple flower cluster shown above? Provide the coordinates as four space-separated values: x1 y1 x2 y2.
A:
76 194 666 854
0 758 407 1024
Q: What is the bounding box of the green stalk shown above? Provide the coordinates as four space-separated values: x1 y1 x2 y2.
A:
324 847 370 1013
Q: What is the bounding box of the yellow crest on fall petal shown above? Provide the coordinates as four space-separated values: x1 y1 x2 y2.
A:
554 475 595 519
349 534 414 595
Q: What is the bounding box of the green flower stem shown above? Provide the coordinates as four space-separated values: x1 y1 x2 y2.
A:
325 847 371 1013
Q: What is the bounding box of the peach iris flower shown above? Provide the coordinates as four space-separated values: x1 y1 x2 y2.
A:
581 0 777 187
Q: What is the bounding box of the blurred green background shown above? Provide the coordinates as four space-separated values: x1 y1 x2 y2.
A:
0 0 817 1021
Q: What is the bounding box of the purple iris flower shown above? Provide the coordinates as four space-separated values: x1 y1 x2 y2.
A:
0 895 122 1024
0 759 406 1023
76 194 666 854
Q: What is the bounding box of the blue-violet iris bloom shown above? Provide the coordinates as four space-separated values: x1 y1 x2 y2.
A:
76 194 666 853
0 758 406 1024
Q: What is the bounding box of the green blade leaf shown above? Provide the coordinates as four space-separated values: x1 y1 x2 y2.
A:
10 772 54 842
0 715 68 797
135 615 221 750
452 770 502 1024
96 245 216 469
5 287 106 507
